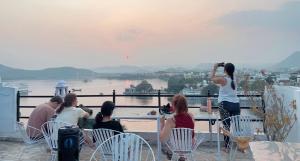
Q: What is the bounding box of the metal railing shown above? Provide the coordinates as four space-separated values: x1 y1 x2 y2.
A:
17 90 265 122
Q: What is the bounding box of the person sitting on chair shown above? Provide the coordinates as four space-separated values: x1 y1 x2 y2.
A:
27 96 63 137
160 94 195 160
93 101 124 133
55 93 91 148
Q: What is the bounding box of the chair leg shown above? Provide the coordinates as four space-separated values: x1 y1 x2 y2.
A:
232 145 238 161
49 151 57 161
188 153 195 161
17 146 25 161
171 153 178 161
229 142 234 161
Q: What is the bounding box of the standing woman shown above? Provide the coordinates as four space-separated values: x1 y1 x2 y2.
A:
211 62 240 151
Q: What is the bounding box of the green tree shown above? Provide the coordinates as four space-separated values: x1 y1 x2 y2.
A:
250 79 266 92
135 80 153 92
200 83 219 106
201 83 219 95
167 76 185 93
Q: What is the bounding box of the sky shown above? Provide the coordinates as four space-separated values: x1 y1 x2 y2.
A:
0 0 299 69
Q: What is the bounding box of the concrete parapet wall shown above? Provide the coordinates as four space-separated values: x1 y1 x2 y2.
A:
0 83 18 138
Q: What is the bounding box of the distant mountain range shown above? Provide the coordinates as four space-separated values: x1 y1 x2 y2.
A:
275 51 300 69
1 51 299 80
93 65 153 74
0 64 98 80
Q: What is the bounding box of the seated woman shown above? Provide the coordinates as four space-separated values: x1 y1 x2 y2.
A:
55 93 91 147
93 101 124 133
160 94 195 141
55 93 90 124
160 95 195 160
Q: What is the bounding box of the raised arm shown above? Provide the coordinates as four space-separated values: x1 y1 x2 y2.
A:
211 63 226 86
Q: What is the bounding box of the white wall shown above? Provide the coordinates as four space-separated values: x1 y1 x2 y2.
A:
0 83 18 138
271 85 300 143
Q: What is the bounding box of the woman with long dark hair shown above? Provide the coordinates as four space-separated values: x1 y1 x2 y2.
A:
55 93 90 125
93 101 123 132
211 62 240 151
55 93 91 148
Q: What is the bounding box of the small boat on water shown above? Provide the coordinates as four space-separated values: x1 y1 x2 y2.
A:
72 88 82 92
83 79 92 83
19 83 31 96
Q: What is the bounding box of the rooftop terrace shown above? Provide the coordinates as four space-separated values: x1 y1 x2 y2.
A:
0 85 299 161
0 140 254 161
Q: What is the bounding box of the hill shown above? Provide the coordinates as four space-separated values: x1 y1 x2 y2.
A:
276 51 300 69
0 64 99 80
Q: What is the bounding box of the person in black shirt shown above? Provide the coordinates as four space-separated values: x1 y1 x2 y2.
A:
93 101 124 133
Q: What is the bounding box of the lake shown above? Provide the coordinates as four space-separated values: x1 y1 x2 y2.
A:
8 79 210 132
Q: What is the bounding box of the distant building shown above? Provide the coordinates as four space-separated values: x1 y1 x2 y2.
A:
277 74 290 85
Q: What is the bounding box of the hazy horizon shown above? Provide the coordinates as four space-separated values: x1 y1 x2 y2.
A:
1 0 299 69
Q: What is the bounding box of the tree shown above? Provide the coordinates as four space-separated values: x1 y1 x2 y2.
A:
167 76 185 93
135 80 153 93
200 83 219 106
265 76 275 85
250 79 266 92
201 83 219 95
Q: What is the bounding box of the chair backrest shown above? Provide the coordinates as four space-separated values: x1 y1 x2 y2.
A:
167 128 194 152
92 128 121 146
41 121 71 150
222 115 255 138
16 122 43 144
90 133 155 161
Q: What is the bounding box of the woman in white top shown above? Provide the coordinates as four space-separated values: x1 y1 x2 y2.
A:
211 62 240 151
55 93 91 148
55 93 89 124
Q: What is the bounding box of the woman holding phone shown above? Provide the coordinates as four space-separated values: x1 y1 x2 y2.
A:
211 62 240 152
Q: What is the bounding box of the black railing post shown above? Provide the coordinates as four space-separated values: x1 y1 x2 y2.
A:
16 91 20 122
158 90 161 107
261 91 266 134
113 90 116 104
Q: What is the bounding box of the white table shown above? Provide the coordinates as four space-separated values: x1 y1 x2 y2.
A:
250 141 300 161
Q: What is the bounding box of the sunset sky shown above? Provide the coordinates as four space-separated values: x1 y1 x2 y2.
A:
0 0 299 69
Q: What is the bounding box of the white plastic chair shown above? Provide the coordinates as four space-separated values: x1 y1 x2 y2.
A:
89 133 155 161
16 122 44 160
17 122 44 144
218 115 256 161
91 128 122 159
41 121 71 161
165 128 205 161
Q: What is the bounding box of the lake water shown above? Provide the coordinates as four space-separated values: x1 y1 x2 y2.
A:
9 78 204 108
8 79 217 132
8 79 262 133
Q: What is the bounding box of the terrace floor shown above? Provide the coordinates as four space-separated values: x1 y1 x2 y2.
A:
0 140 254 161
